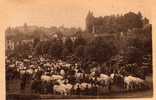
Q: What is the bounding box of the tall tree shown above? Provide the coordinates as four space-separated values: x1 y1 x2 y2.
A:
84 37 117 64
64 37 73 53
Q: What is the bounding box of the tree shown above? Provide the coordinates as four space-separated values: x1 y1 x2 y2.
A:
142 24 152 54
124 46 143 64
85 11 146 34
84 37 117 64
34 41 43 55
123 12 143 31
74 35 86 48
14 42 33 57
64 37 73 54
74 45 85 59
33 38 40 48
62 48 70 57
48 39 63 58
143 17 149 26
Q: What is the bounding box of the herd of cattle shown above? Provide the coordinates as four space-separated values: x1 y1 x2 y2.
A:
6 55 149 95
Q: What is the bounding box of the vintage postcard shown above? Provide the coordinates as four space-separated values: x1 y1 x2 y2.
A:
0 0 155 100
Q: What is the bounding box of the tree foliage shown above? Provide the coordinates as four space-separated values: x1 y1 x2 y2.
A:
84 37 117 63
86 11 145 33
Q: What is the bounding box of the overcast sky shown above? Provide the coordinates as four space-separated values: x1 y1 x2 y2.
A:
0 0 152 33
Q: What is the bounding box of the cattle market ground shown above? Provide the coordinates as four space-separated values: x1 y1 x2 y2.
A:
6 75 153 100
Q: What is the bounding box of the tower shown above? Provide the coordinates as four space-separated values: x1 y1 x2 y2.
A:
86 11 94 33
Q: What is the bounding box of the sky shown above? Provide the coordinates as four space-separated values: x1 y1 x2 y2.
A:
0 0 152 33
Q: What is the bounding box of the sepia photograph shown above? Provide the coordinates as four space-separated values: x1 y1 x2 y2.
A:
1 0 154 100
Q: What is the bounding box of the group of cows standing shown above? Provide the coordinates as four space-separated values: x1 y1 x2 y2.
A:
6 55 149 95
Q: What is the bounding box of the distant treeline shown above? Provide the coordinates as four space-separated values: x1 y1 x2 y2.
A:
86 11 151 33
5 25 81 41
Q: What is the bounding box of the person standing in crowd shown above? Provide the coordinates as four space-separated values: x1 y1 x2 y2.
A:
76 85 80 96
20 73 27 91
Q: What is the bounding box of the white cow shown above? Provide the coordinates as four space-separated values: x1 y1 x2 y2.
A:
65 63 71 68
30 65 35 69
19 69 26 79
80 83 92 90
9 64 15 68
124 76 145 90
41 75 51 82
73 83 81 90
28 55 32 59
64 83 73 95
23 59 30 62
43 63 51 67
97 74 112 86
26 69 34 75
124 76 145 91
53 84 66 95
110 73 115 79
90 72 96 77
56 79 65 84
53 83 73 95
51 75 63 81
